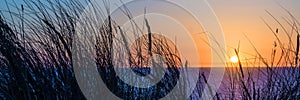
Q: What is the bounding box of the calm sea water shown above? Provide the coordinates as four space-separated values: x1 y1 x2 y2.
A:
95 67 300 99
189 67 300 99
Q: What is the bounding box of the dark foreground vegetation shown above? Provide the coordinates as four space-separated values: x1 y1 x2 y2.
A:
0 0 87 99
0 0 300 99
0 0 185 99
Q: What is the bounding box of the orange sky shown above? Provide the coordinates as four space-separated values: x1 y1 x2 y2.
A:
206 0 300 67
119 0 300 67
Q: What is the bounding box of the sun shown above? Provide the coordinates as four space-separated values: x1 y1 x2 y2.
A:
230 55 239 63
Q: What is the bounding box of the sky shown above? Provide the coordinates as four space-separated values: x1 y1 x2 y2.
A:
207 0 300 67
118 0 300 67
1 0 300 67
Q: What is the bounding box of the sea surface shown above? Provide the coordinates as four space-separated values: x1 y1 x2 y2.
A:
95 67 300 99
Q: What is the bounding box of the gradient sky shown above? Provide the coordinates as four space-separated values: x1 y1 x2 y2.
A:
208 0 300 67
207 0 300 67
1 0 299 67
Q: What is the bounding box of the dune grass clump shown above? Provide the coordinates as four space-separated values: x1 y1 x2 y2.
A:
0 0 91 99
0 0 187 99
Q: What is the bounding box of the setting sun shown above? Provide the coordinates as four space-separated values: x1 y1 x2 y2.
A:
230 56 239 63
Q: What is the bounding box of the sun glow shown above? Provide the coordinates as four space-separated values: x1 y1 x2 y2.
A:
230 56 239 63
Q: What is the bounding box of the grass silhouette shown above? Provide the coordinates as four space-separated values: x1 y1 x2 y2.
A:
0 0 299 99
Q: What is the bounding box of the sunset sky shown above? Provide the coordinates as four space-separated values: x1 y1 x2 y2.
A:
1 0 300 67
120 0 300 67
208 0 300 67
